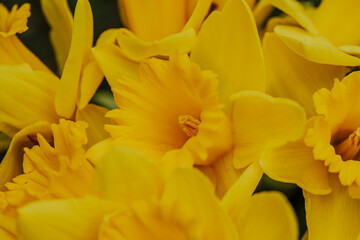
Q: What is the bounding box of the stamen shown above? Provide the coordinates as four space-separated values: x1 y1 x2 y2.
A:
335 128 360 160
178 115 200 138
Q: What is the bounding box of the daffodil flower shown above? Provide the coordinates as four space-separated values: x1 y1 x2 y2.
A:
90 0 306 196
261 72 360 240
0 0 110 187
99 0 213 62
256 0 360 116
0 119 94 239
16 146 298 240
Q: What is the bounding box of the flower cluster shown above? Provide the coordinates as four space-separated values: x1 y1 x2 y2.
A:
0 0 358 239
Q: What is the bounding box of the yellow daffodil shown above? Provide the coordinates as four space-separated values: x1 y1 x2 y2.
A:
90 0 306 196
16 146 298 240
261 71 360 240
108 0 213 61
254 0 357 116
0 119 94 239
0 0 111 187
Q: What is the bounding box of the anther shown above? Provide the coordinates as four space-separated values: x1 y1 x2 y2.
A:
178 115 200 138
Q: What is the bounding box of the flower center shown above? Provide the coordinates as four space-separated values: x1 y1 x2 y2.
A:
334 127 360 161
178 115 200 138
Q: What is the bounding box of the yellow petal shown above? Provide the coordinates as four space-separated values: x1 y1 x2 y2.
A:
55 0 93 119
86 138 114 165
231 91 306 169
0 4 30 37
94 146 165 203
190 0 265 105
212 150 247 198
161 167 239 240
348 185 360 199
0 36 53 73
75 104 113 150
116 28 196 61
0 4 52 73
221 162 263 213
254 0 317 34
263 33 349 116
0 230 15 240
92 44 138 89
213 0 256 10
261 140 331 195
274 25 360 66
0 214 16 240
339 45 360 57
40 0 73 73
233 192 298 240
77 58 104 110
96 29 118 46
313 0 360 46
304 174 360 240
17 197 116 240
0 121 52 190
182 0 212 32
118 0 187 41
264 15 299 33
197 165 217 187
0 64 58 136
99 202 191 240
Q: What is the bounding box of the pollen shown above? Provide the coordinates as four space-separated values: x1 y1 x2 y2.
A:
334 127 360 161
178 115 201 138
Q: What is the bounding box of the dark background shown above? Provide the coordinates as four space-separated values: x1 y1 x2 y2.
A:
0 0 322 238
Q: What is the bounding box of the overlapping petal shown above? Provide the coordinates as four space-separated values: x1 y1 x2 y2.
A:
304 175 360 240
263 32 349 116
40 0 73 73
0 64 58 136
191 0 265 105
231 91 306 169
55 0 95 119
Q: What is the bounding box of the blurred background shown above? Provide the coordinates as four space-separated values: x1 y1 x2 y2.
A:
0 0 322 238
